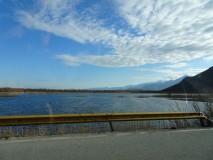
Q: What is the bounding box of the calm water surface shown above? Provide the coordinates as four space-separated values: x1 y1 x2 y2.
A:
0 93 199 116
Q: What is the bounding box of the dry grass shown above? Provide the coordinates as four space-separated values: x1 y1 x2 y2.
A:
0 119 180 139
168 93 213 128
0 121 159 139
0 92 23 97
198 93 213 118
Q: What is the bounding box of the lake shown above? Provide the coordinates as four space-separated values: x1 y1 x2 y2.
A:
0 93 201 116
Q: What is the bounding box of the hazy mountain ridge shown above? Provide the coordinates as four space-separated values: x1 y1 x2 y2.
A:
128 76 187 91
89 76 187 91
163 66 213 93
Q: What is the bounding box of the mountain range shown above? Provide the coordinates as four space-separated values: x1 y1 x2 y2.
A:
90 66 213 93
89 75 187 91
128 76 187 91
163 66 213 93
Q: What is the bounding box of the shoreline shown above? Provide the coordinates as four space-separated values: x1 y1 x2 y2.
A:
0 91 206 101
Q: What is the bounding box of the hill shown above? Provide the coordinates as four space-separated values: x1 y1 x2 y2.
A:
163 66 213 93
89 76 186 91
128 76 187 91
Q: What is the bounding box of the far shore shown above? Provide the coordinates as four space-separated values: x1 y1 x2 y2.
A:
0 90 158 97
0 92 24 97
0 88 160 96
0 89 207 102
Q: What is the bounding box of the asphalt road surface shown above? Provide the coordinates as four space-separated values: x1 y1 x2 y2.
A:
0 128 213 160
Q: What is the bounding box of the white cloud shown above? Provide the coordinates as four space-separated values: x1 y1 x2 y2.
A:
160 68 206 80
17 0 213 67
162 63 187 68
17 0 116 45
204 54 213 61
138 67 206 80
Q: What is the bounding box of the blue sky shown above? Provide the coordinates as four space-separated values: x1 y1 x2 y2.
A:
0 0 213 89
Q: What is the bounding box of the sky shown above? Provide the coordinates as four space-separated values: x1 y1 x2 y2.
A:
0 0 213 89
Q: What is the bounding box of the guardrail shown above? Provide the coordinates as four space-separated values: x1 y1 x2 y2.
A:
0 112 207 131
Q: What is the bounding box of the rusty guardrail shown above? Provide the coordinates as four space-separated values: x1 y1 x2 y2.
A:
0 112 207 131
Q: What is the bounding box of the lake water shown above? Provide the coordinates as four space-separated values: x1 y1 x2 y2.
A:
0 93 200 116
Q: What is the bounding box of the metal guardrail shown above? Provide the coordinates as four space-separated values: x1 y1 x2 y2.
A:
0 112 207 131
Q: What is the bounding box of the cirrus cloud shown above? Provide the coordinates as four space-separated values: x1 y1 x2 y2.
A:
17 0 213 67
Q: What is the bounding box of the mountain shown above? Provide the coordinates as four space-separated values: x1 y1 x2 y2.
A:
88 85 133 91
128 76 187 91
89 76 187 91
163 66 213 93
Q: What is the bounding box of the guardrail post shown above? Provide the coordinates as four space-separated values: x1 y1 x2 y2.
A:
109 121 114 132
200 118 206 127
206 118 213 127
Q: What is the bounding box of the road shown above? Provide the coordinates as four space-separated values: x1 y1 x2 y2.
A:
0 128 213 160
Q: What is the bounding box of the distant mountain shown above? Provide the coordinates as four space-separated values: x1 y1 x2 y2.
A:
89 76 187 91
163 66 213 93
128 75 187 91
88 85 133 90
